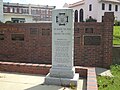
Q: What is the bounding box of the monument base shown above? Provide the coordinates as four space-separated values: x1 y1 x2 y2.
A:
49 67 75 78
45 73 79 86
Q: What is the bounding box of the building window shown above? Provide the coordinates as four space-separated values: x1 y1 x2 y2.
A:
14 8 17 13
11 34 24 41
31 9 36 15
27 9 29 14
115 5 118 11
4 7 8 12
74 10 78 22
19 21 25 23
102 3 105 10
19 8 22 13
109 4 112 11
11 18 25 23
10 7 13 12
0 34 4 40
41 9 45 14
49 10 52 15
89 4 92 11
79 9 84 22
22 8 28 14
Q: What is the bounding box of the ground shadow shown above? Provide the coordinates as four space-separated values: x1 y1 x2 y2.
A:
82 79 87 90
25 84 65 90
25 79 87 90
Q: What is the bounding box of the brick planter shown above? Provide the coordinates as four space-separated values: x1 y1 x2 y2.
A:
0 61 98 90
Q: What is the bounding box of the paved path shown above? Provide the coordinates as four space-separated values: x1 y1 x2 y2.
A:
0 72 86 90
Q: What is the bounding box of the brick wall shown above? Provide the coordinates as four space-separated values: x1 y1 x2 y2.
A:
0 12 114 68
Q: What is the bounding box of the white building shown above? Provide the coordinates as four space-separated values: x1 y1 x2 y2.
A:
64 0 120 22
0 0 3 22
0 0 55 23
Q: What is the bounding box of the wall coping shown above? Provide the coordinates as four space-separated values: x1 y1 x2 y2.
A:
0 61 98 90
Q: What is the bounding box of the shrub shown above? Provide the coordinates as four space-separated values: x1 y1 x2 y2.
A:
86 16 97 22
114 20 120 26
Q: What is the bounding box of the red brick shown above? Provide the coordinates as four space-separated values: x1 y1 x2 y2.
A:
0 12 114 68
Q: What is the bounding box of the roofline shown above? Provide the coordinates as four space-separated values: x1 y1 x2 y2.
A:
69 0 84 8
99 0 120 4
69 0 120 8
3 2 56 9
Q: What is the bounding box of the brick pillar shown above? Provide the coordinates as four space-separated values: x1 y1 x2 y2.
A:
103 12 114 68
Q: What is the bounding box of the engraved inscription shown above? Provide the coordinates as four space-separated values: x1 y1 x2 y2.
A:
84 36 101 45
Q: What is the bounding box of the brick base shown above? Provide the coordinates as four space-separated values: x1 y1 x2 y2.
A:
0 61 98 90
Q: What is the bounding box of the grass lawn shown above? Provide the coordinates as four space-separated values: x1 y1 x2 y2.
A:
113 26 120 45
97 65 120 90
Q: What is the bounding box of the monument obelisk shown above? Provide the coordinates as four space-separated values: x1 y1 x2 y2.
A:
45 9 79 86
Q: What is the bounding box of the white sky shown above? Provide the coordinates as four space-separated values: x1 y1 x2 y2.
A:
3 0 81 8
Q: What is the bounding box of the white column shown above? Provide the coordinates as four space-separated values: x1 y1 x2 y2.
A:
28 4 31 15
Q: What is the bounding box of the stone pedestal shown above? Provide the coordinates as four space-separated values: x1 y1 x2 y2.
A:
45 9 79 86
49 67 75 78
45 73 79 86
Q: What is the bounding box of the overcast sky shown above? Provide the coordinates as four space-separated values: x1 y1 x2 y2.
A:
3 0 81 8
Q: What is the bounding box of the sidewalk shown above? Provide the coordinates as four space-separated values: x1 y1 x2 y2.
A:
0 72 86 90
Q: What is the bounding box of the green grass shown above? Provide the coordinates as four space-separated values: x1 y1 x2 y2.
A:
113 26 120 45
97 65 120 90
96 27 120 89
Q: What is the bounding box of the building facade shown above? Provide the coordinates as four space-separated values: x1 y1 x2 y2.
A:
0 0 3 22
66 0 120 22
0 0 55 23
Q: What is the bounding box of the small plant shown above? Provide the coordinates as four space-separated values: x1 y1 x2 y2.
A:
70 82 76 90
114 20 120 26
86 16 97 22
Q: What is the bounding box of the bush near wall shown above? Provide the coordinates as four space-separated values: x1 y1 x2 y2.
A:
114 20 120 26
86 17 97 22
